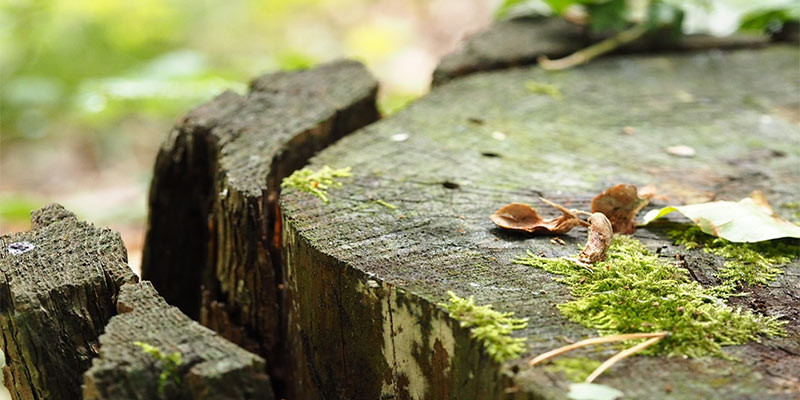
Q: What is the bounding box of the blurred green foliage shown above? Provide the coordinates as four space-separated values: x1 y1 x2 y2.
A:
0 0 419 143
496 0 800 35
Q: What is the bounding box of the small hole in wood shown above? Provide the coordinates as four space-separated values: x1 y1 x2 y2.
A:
442 181 460 190
481 152 501 158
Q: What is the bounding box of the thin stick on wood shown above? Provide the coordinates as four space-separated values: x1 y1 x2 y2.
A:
538 23 649 70
585 333 666 383
529 332 667 366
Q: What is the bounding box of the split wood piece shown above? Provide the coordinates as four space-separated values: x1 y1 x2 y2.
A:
279 46 800 399
0 205 137 400
432 17 770 86
141 58 379 380
83 281 273 400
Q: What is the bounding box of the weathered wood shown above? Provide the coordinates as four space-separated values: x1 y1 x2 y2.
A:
432 17 770 86
141 60 379 387
1 205 274 399
0 204 136 400
280 45 800 399
83 281 272 400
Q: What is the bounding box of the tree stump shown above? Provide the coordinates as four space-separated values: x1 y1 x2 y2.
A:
279 45 800 399
141 36 800 398
141 60 379 389
0 205 273 400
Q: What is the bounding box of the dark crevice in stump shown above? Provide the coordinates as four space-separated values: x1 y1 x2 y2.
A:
141 60 380 395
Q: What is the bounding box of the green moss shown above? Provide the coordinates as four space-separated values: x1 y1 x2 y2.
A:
134 341 182 394
670 226 799 290
525 80 563 100
280 166 351 203
440 291 528 363
545 357 603 382
514 236 784 359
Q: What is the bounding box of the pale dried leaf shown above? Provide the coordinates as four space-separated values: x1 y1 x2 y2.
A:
642 192 800 242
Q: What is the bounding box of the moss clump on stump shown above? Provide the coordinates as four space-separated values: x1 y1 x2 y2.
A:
440 291 528 363
280 166 351 203
514 236 784 358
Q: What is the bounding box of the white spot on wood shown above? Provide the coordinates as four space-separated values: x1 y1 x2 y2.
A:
391 132 410 142
491 131 506 141
665 145 696 158
8 242 34 255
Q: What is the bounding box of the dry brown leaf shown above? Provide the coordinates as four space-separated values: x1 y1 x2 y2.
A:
578 213 613 264
490 199 589 235
591 184 650 234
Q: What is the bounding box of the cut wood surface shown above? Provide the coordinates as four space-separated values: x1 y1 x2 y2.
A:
280 45 800 399
141 60 379 387
83 281 272 400
0 205 136 400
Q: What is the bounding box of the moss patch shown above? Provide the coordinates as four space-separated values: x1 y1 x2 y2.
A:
440 291 528 363
670 226 799 290
545 357 603 382
280 166 351 203
134 341 182 394
514 236 784 358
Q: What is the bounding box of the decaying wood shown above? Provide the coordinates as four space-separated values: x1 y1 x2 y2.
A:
279 46 800 399
83 281 272 400
0 204 136 400
432 16 771 86
1 205 273 400
141 59 379 387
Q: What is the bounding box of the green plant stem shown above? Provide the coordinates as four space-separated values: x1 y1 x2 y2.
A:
538 23 649 70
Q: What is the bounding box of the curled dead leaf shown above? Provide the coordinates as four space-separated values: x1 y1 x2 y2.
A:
578 213 613 264
490 199 589 234
591 184 650 234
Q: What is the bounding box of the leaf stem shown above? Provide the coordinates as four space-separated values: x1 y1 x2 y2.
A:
538 23 649 70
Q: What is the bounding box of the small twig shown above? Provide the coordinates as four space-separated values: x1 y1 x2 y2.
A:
585 334 666 383
529 332 667 366
538 23 649 70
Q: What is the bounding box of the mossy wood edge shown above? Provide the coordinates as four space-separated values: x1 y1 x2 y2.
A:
0 205 273 400
280 45 800 399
